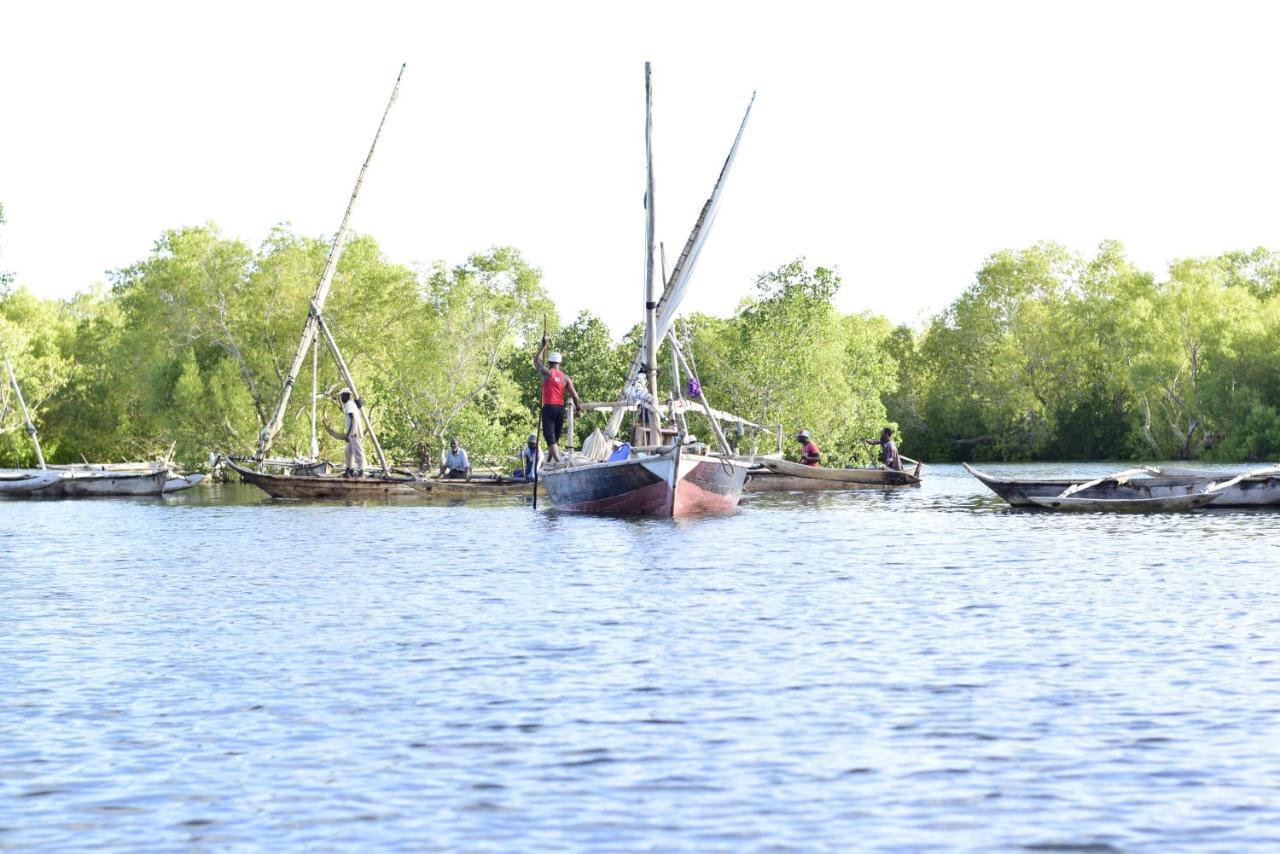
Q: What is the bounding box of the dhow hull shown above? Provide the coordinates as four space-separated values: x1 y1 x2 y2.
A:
540 451 748 516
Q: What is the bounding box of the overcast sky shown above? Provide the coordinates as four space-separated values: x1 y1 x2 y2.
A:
3 0 1279 334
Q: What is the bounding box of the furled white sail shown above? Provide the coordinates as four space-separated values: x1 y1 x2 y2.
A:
606 91 755 439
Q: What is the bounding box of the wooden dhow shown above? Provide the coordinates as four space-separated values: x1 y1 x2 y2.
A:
539 64 755 516
228 65 421 500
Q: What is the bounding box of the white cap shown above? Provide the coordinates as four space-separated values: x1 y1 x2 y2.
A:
547 352 562 364
338 387 352 397
527 433 537 443
797 429 811 439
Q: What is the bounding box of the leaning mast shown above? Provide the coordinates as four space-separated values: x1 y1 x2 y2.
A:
256 64 405 461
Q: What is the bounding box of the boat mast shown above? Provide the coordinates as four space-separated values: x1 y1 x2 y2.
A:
642 62 660 443
2 349 47 469
256 63 405 459
309 336 319 461
606 89 755 440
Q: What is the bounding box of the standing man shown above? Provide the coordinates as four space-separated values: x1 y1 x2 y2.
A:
439 437 471 480
796 430 821 467
324 387 366 477
534 336 585 463
864 426 904 471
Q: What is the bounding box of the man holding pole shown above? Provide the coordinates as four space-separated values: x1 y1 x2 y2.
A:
534 335 584 463
324 387 367 476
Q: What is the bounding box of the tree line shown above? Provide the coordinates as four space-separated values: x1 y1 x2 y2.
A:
2 219 1278 469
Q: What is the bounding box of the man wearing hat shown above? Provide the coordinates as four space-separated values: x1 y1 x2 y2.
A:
534 335 585 463
516 433 542 480
796 430 821 467
324 387 367 476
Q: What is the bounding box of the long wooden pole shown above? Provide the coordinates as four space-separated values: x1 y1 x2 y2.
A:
3 350 46 469
309 335 319 461
315 313 389 474
257 63 405 459
533 315 546 509
642 62 660 445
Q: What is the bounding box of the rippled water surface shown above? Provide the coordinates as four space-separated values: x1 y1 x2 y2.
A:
3 463 1280 851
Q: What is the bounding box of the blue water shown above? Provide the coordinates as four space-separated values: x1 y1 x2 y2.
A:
2 464 1280 851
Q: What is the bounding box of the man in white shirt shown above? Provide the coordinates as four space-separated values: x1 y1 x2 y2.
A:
324 387 367 477
517 433 542 479
439 437 471 480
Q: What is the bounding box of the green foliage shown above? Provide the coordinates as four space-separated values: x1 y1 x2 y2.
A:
8 218 1280 470
687 260 893 465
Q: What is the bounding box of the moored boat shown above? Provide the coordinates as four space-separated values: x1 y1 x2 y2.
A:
541 444 749 515
410 474 543 497
0 469 63 495
540 64 756 517
964 462 1280 508
225 458 417 499
1025 492 1222 512
745 457 922 492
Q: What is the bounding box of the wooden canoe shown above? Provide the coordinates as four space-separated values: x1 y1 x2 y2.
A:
0 469 63 495
410 475 544 497
745 457 921 492
1025 492 1221 512
226 458 419 499
963 462 1280 508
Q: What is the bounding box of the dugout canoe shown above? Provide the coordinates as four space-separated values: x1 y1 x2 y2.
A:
964 463 1280 508
410 475 544 497
745 457 922 492
0 469 63 495
1025 492 1222 512
225 458 419 499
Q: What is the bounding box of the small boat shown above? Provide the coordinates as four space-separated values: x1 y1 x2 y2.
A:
543 443 750 515
411 474 543 497
224 458 418 500
540 64 756 517
964 462 1280 508
745 457 922 492
1025 492 1221 512
226 67 410 500
0 469 63 495
52 461 205 494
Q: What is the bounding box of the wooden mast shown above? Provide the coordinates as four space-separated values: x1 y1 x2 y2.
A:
3 349 47 469
256 63 405 460
642 62 660 445
606 88 755 441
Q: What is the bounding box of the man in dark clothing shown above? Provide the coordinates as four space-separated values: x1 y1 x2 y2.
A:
864 426 903 471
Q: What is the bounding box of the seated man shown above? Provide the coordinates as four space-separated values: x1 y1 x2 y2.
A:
514 434 542 480
863 426 903 471
796 430 821 467
439 437 471 480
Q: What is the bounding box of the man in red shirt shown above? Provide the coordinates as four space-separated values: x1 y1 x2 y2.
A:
796 430 821 466
534 335 585 463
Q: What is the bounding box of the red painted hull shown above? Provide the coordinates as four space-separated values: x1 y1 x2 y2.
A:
540 451 748 516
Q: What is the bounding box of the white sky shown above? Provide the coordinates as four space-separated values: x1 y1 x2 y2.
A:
2 0 1279 335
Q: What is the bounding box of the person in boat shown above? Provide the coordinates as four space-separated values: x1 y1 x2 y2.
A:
323 387 366 477
864 426 903 471
796 430 821 467
534 337 585 463
514 433 542 480
439 437 471 480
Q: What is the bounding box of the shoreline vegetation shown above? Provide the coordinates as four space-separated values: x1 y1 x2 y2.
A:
3 220 1280 471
